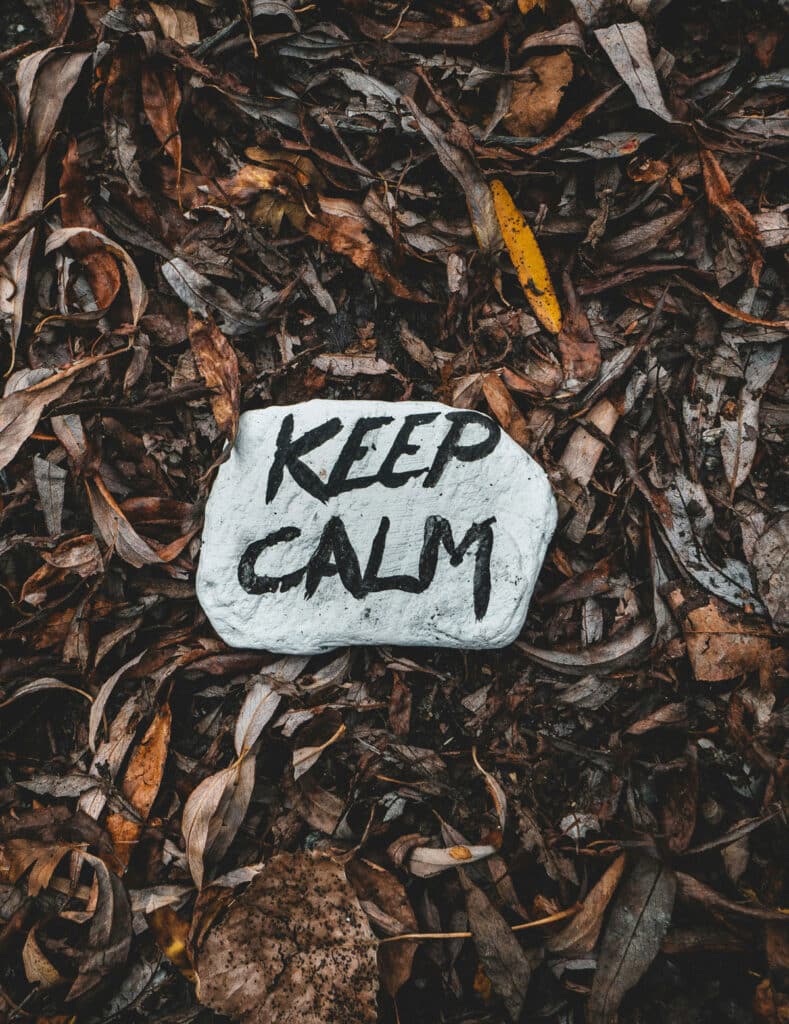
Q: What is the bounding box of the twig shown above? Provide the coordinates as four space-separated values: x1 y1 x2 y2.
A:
379 903 580 943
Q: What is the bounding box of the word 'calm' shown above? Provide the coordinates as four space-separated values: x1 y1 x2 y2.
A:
238 410 502 619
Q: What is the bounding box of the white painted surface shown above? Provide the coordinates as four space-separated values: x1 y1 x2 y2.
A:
197 400 556 653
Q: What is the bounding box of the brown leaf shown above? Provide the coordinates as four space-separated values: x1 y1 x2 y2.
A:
518 619 654 676
588 856 676 1023
503 53 573 136
187 312 240 441
182 756 256 888
700 147 764 286
85 475 162 568
460 874 532 1021
666 589 771 682
107 702 171 868
347 858 419 997
59 138 122 311
141 64 183 199
149 1 200 45
547 855 626 955
482 373 530 446
194 852 378 1024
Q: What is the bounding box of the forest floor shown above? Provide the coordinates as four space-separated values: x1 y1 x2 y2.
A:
0 1 787 1023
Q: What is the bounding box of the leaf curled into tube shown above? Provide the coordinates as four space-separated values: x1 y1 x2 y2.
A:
490 180 562 334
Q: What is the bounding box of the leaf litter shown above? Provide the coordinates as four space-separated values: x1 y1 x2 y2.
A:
0 0 786 1022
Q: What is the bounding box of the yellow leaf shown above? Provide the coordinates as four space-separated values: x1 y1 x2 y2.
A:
518 0 547 12
490 179 562 334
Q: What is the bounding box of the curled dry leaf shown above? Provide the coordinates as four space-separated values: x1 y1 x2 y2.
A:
491 179 562 334
234 679 281 756
106 702 171 868
45 227 147 326
700 148 764 287
182 755 256 888
347 857 419 997
187 311 240 441
194 852 378 1024
547 854 626 955
409 842 497 878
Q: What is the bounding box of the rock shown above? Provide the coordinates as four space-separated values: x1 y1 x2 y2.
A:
197 400 557 653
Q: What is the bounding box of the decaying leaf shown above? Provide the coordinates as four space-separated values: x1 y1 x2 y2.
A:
503 53 573 136
594 23 673 121
491 179 562 333
461 874 532 1021
182 755 256 888
547 854 626 955
194 852 378 1024
752 514 789 633
588 856 676 1023
187 311 240 441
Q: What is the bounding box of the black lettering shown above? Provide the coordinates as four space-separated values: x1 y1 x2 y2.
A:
327 416 393 496
423 412 500 488
361 516 422 594
377 412 439 488
266 413 342 504
418 515 495 619
304 516 363 599
238 527 307 594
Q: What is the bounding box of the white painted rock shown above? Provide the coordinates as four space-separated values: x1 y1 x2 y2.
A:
197 400 556 653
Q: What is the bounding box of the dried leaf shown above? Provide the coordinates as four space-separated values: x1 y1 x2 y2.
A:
187 311 240 441
719 343 781 491
594 23 673 121
753 514 789 633
700 148 764 286
503 53 573 135
182 756 256 888
107 703 171 868
149 2 199 45
461 874 532 1021
547 855 626 955
482 373 530 446
194 852 378 1024
347 858 418 997
491 179 562 333
234 680 281 755
588 856 676 1023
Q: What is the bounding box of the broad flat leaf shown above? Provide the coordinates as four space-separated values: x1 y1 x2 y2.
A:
594 23 673 121
482 373 530 446
141 65 182 196
753 514 789 633
665 589 771 682
195 852 378 1024
461 874 532 1021
491 179 562 333
187 312 240 440
503 53 573 135
33 456 67 535
719 343 781 491
588 856 676 1023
